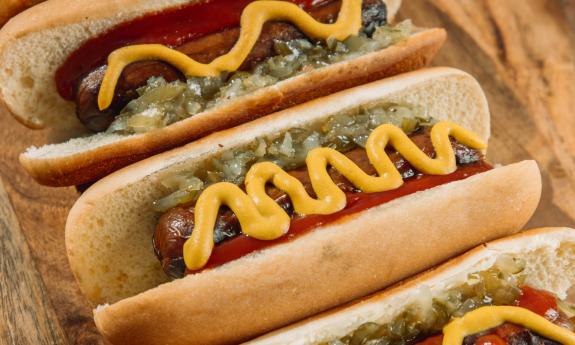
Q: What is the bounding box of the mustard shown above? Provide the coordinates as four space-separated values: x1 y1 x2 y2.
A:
443 306 575 345
183 121 486 270
98 0 364 110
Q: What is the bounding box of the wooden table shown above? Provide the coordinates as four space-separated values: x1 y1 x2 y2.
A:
1 1 574 344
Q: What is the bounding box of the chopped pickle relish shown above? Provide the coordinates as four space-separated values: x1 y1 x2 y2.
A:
108 20 413 134
152 101 431 212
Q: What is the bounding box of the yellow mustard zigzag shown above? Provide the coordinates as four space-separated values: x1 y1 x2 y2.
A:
98 0 364 110
183 121 486 270
443 306 575 345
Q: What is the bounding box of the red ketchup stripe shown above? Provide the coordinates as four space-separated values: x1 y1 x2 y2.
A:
475 334 507 345
187 161 492 274
516 286 559 318
415 334 444 345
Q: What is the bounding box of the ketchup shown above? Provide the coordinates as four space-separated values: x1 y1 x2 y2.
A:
415 334 443 345
55 0 325 101
493 323 524 341
516 286 559 318
474 334 507 345
188 161 492 273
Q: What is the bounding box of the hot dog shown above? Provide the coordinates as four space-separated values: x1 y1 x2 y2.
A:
153 126 488 278
0 0 446 186
75 0 374 132
65 68 542 345
247 227 575 345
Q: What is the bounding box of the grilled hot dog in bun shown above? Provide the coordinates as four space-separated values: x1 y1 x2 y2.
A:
248 227 575 345
0 0 447 186
66 68 542 345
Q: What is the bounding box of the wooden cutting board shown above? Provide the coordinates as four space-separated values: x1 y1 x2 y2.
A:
1 1 574 344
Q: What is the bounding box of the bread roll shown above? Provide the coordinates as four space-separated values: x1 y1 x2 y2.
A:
65 68 542 345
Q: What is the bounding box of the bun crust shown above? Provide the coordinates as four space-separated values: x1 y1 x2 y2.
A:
65 67 540 345
17 28 445 186
0 0 44 27
247 227 575 345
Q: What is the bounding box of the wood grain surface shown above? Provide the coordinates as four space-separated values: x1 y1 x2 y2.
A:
0 0 574 344
0 178 68 345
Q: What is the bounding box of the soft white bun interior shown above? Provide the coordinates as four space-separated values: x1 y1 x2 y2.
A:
247 227 575 345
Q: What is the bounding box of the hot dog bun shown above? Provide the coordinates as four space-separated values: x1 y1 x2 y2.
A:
66 68 541 345
0 0 44 27
247 227 575 344
0 0 448 186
